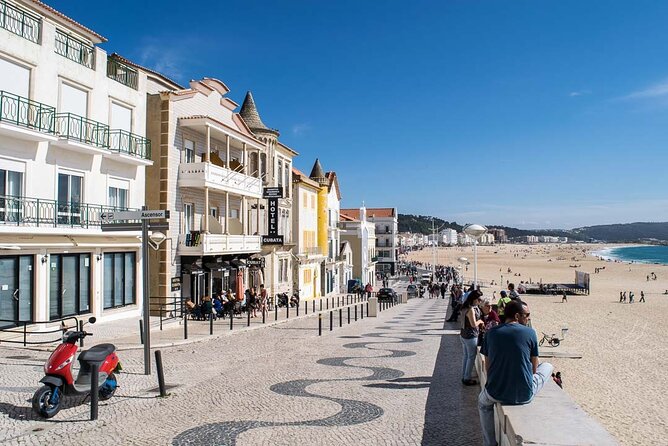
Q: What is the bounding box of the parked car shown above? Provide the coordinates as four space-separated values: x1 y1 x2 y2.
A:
377 288 398 303
406 284 418 298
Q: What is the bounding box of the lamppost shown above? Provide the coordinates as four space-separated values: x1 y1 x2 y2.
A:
463 224 487 288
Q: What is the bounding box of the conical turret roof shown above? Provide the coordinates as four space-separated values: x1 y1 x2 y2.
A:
239 91 279 136
309 158 328 186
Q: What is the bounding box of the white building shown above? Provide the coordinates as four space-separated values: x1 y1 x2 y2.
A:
291 168 324 300
441 228 458 245
340 206 377 287
458 233 474 245
339 241 353 292
145 78 269 306
342 207 397 276
479 233 495 245
0 1 152 325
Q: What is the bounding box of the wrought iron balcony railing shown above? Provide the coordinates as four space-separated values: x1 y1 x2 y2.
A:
109 129 151 159
107 56 138 89
0 0 40 43
54 29 95 69
55 113 109 148
0 90 55 133
0 195 135 228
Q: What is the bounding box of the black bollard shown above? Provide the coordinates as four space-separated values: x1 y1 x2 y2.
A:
262 309 266 324
286 303 289 319
230 310 234 330
319 313 322 336
155 350 167 397
339 308 342 327
330 311 333 331
247 308 251 326
90 363 99 420
320 299 322 311
297 303 299 317
210 313 214 335
305 300 307 315
355 305 358 321
313 300 316 313
275 304 278 321
139 319 144 345
361 303 364 319
326 298 329 310
184 314 188 339
347 306 350 324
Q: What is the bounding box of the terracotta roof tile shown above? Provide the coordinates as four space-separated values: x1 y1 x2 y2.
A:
28 0 106 43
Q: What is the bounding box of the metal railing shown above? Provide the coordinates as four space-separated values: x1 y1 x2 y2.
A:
150 296 184 330
55 112 109 148
0 194 135 228
0 0 40 43
0 90 55 133
55 29 95 68
108 129 151 159
107 56 138 89
0 316 79 346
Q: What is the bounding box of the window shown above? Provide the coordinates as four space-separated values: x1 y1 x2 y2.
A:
302 192 307 208
110 102 132 132
49 254 90 319
311 195 315 209
0 57 30 98
108 187 128 209
184 139 195 163
303 268 312 284
285 163 290 197
210 207 217 218
183 203 194 234
277 160 283 189
60 83 88 116
0 169 23 223
278 258 289 283
57 173 83 225
103 252 136 309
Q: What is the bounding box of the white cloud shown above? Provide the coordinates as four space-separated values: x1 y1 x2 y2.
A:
621 78 668 100
136 37 193 83
569 90 590 97
292 123 310 136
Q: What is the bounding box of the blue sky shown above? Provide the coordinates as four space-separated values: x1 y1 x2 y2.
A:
51 0 668 229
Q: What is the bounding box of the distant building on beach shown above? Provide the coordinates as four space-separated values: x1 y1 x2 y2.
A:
479 233 495 245
519 235 540 243
488 228 508 243
441 228 458 245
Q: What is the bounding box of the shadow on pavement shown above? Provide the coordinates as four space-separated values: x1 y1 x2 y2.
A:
421 317 483 446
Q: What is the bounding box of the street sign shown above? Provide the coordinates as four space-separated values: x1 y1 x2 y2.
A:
171 276 181 292
101 222 170 232
101 209 170 222
262 187 283 199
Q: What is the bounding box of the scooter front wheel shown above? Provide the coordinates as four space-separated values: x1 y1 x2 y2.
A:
32 385 61 418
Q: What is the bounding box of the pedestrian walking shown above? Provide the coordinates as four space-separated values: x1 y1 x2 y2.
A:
629 291 634 304
562 293 567 303
639 291 645 303
619 291 623 303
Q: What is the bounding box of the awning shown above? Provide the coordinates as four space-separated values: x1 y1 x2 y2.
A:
182 263 204 274
205 262 230 272
231 259 246 267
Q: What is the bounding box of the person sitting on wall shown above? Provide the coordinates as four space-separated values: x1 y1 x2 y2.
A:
478 300 553 446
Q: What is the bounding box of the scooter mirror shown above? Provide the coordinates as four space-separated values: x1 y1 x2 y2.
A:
88 316 97 324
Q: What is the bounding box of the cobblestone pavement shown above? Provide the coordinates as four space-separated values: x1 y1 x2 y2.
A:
0 291 482 445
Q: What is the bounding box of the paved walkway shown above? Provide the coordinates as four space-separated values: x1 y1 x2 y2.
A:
0 293 482 445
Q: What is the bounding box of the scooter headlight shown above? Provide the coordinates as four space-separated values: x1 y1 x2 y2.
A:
55 354 74 371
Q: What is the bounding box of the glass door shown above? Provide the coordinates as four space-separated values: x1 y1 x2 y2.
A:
49 254 90 320
0 170 23 223
0 256 33 328
57 173 83 226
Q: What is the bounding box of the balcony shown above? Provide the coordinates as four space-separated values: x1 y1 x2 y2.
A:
55 30 95 68
107 56 138 89
0 195 134 229
53 113 109 153
177 232 261 256
0 0 40 43
178 162 262 199
0 91 56 140
108 129 151 163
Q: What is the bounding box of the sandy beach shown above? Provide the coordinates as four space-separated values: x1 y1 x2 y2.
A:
407 243 668 446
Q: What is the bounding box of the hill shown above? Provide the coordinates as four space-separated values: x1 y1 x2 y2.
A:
397 214 668 243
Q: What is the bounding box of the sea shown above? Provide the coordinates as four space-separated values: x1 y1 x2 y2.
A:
594 245 668 265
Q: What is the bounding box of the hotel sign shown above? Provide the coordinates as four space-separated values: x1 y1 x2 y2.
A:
262 187 283 245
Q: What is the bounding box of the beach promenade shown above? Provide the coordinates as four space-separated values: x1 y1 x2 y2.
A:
0 295 483 445
408 244 668 446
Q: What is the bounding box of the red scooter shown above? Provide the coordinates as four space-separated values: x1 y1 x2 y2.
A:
32 317 121 418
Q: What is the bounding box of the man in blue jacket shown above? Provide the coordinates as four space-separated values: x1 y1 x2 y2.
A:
478 300 553 446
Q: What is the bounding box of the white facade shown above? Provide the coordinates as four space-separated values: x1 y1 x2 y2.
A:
292 171 323 300
324 173 342 295
441 228 458 245
0 1 152 325
339 241 353 292
479 233 495 245
340 206 377 287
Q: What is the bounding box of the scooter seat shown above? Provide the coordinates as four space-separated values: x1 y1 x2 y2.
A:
78 343 115 364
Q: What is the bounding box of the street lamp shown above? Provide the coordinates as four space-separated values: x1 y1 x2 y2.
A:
463 224 487 288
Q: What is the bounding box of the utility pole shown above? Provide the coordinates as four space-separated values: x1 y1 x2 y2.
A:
432 218 436 280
